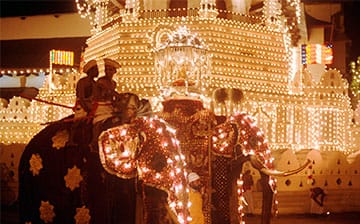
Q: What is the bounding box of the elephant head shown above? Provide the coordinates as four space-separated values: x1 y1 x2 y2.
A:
212 112 310 176
211 112 310 224
98 116 190 223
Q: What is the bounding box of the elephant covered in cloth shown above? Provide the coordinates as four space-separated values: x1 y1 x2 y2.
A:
154 98 310 224
98 97 309 224
98 117 189 223
18 93 185 224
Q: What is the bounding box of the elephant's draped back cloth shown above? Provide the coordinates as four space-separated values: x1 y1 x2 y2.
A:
98 116 189 222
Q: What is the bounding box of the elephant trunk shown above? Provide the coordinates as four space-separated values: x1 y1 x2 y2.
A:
250 155 311 177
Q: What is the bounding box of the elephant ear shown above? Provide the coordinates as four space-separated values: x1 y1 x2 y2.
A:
212 112 272 166
212 121 237 157
135 118 186 189
98 123 141 179
230 113 273 168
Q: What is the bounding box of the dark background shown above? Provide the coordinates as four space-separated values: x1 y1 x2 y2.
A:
0 0 76 17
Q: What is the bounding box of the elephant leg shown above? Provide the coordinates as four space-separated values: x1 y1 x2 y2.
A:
143 186 177 224
86 152 107 223
211 156 231 224
229 171 241 224
229 158 246 224
260 173 273 224
104 174 136 224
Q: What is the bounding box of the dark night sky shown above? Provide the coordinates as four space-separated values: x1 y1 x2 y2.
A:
343 1 360 62
1 0 360 61
0 0 77 17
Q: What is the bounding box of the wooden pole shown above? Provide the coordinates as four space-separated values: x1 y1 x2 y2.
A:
20 93 73 109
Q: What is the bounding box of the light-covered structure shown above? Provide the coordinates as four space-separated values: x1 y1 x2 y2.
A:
78 0 357 154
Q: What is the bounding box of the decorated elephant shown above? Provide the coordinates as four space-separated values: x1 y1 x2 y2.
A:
99 97 310 224
210 111 310 224
19 91 309 224
97 115 190 223
18 93 188 224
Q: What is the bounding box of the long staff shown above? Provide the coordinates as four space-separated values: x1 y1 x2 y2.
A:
20 93 74 109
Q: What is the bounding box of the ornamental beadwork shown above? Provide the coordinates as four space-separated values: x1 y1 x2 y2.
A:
29 153 43 176
64 165 83 191
190 109 217 137
52 129 70 149
99 117 189 222
98 123 141 178
74 206 91 224
39 200 56 223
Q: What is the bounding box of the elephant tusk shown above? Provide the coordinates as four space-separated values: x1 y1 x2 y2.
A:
252 156 311 177
260 159 311 177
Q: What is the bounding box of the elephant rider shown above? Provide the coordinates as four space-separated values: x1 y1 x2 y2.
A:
90 58 121 151
74 59 99 119
68 59 98 146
